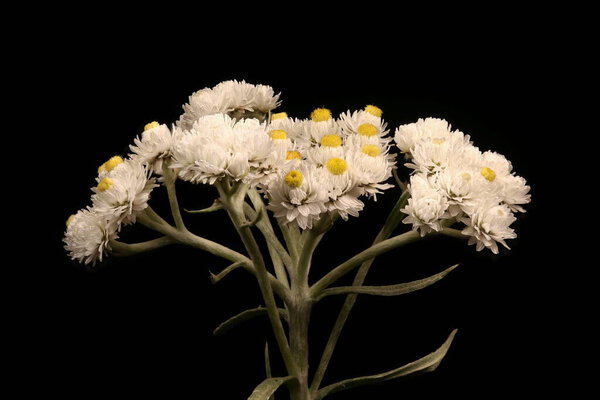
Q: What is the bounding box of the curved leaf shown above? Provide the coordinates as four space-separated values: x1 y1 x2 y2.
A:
248 376 295 400
316 264 459 300
316 329 458 399
213 307 289 336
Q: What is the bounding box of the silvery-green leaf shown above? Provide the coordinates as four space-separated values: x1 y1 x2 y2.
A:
213 307 289 336
248 376 295 400
316 264 459 300
315 329 458 399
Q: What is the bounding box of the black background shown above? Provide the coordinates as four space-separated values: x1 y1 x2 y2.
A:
15 12 574 399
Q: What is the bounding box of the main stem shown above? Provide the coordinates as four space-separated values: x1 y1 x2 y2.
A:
288 291 312 400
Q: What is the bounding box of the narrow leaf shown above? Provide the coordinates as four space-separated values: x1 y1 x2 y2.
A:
316 329 458 399
248 376 295 400
316 264 459 300
264 342 275 400
213 307 289 336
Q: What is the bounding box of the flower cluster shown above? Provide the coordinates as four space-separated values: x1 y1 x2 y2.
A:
395 118 530 253
64 155 158 264
65 81 531 265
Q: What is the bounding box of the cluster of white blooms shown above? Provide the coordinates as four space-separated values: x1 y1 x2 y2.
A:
64 153 158 265
178 80 281 130
65 81 531 265
265 107 395 228
395 118 530 253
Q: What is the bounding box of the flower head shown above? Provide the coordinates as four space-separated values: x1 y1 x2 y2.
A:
92 159 158 226
63 208 118 265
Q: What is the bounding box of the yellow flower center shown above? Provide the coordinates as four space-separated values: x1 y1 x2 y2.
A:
460 172 472 181
286 150 302 160
480 167 496 182
357 123 378 136
270 130 288 140
98 156 124 174
285 170 304 188
361 144 381 157
326 157 348 175
66 214 76 227
271 112 288 120
432 138 445 144
97 177 114 192
320 134 342 147
144 121 160 131
364 105 383 117
311 108 332 122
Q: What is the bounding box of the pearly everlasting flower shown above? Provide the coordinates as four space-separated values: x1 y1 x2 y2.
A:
501 175 531 213
63 208 118 265
394 118 466 155
129 122 176 173
322 157 364 220
267 165 328 229
431 165 481 216
171 114 286 186
92 159 158 226
347 143 395 198
460 201 517 254
178 80 281 129
338 109 391 145
402 174 449 236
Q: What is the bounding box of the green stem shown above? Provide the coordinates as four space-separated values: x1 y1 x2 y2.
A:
137 209 290 302
162 162 186 231
309 190 409 393
216 182 298 379
310 230 421 297
109 236 175 256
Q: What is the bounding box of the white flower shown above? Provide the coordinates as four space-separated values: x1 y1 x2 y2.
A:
178 80 281 129
347 144 395 199
322 157 364 220
129 123 175 173
407 130 473 174
461 201 516 254
338 110 391 145
431 165 482 216
402 174 449 236
171 114 286 186
501 174 531 212
92 159 158 226
267 164 328 229
63 208 118 265
395 117 464 154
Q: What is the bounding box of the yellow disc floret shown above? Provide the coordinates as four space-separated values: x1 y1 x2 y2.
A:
361 144 381 157
286 150 302 160
285 170 304 188
357 123 378 136
66 214 76 227
97 177 114 192
326 157 348 175
311 108 332 122
432 138 445 145
364 105 383 117
480 167 496 182
270 130 288 140
460 172 472 181
320 134 342 147
98 156 124 174
144 121 160 131
271 112 288 120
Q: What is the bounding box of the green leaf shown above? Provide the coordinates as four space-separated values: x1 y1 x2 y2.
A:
213 307 289 336
315 329 458 399
248 376 295 400
316 263 459 300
